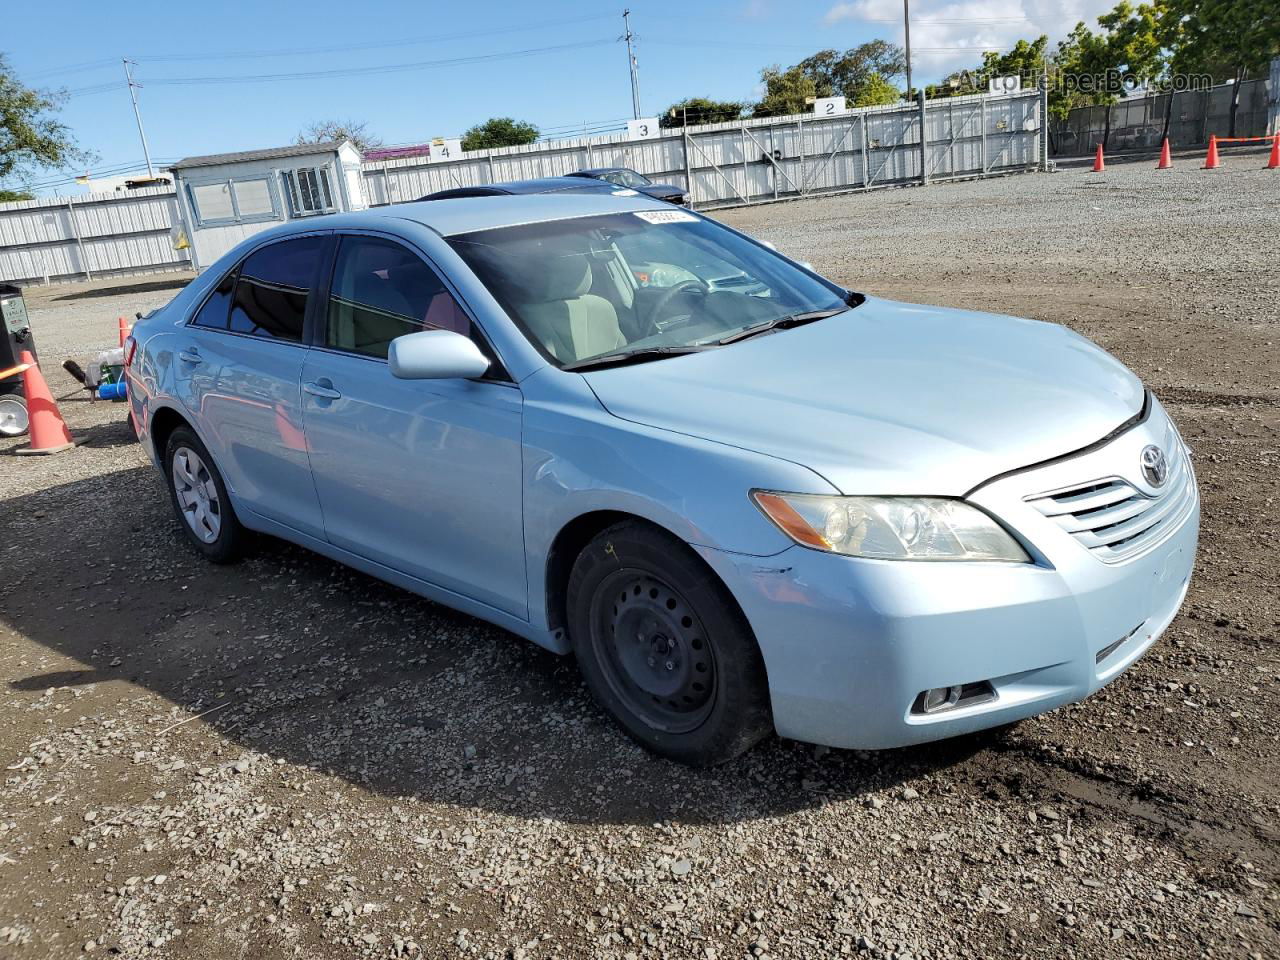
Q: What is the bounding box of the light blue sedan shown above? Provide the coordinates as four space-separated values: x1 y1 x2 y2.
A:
126 193 1198 765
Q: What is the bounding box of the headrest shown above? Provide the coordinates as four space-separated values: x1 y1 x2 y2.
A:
521 253 593 303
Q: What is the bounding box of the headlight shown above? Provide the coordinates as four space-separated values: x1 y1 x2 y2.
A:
752 491 1031 562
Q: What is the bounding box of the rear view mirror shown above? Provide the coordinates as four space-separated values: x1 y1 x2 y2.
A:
389 330 490 380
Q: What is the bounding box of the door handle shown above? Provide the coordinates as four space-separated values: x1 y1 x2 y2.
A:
302 379 342 400
178 348 202 364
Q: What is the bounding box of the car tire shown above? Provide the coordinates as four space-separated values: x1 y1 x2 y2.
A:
566 520 773 766
163 426 247 564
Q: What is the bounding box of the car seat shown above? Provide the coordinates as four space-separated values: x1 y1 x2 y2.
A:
518 253 627 362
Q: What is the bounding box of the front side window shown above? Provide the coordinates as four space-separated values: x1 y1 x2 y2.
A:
325 236 470 359
448 211 849 367
224 236 324 342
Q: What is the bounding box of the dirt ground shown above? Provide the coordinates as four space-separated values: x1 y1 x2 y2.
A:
1 159 1277 959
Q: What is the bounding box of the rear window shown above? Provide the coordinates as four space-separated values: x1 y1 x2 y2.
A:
228 236 324 341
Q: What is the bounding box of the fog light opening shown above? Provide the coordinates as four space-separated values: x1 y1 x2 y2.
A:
922 686 962 713
912 681 997 716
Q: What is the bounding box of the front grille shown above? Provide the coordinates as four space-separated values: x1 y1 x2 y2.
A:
1026 441 1195 563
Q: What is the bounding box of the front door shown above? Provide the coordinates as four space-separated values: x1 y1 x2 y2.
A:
299 233 527 618
174 234 327 539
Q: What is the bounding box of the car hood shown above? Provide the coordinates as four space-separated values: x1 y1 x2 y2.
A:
639 184 683 199
581 296 1144 496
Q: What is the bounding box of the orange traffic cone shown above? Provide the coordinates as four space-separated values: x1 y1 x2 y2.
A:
13 350 86 456
1156 137 1172 169
1091 143 1105 172
1203 135 1220 169
1267 134 1279 170
117 316 131 347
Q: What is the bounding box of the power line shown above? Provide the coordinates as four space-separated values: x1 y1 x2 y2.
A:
135 39 616 87
26 13 616 82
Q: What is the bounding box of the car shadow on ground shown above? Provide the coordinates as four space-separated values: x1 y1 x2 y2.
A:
0 465 1000 827
49 277 191 302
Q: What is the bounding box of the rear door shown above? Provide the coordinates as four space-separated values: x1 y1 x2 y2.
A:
174 234 328 539
299 232 527 617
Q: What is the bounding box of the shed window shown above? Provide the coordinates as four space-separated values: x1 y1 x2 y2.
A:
190 182 234 222
282 167 336 217
187 176 280 225
232 178 275 217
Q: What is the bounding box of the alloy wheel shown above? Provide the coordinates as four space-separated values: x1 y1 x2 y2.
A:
171 446 222 543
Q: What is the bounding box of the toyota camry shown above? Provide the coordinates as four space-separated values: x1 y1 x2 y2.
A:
126 193 1198 765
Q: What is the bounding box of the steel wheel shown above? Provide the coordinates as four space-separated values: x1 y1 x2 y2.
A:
589 570 718 734
0 395 28 437
171 446 222 544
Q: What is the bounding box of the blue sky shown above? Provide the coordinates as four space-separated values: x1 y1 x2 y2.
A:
8 0 1112 195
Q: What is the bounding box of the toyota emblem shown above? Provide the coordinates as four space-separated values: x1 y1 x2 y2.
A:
1140 445 1168 487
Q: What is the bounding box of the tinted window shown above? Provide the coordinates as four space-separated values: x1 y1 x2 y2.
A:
191 270 235 329
325 236 470 359
227 236 324 341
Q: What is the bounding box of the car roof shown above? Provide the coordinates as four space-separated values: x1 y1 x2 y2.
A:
381 191 670 236
425 176 617 199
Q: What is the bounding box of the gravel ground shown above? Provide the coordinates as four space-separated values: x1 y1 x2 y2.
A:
1 160 1277 959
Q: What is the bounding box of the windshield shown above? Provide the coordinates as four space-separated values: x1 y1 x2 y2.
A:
447 210 850 368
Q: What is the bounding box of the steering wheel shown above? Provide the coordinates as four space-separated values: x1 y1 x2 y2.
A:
646 279 709 331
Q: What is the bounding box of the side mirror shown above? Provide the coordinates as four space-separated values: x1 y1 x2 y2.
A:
389 330 490 380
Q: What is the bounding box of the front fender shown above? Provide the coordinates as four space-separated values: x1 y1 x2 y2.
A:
520 368 837 634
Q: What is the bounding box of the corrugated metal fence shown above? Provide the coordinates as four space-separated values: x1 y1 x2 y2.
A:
362 90 1044 210
0 186 189 285
1 89 1043 285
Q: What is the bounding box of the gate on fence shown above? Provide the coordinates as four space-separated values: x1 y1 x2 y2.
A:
361 89 1045 210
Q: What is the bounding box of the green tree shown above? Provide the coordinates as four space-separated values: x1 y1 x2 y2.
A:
460 117 540 151
0 53 90 197
1167 0 1280 134
296 118 382 154
752 65 817 117
851 72 901 107
797 41 906 104
660 97 748 127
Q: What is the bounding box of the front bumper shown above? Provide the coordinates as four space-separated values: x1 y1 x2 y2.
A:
696 402 1199 750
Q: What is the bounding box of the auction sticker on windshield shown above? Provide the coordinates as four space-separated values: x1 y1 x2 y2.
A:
634 209 699 224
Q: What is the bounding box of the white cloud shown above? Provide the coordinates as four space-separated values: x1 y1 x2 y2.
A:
823 0 1117 79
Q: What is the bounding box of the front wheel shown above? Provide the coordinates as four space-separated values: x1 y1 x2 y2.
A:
163 427 247 563
566 521 772 766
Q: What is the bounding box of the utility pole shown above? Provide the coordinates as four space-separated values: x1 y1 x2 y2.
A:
902 0 913 99
123 59 155 178
623 9 641 120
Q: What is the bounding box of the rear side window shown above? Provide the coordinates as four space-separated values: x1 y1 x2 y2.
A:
226 236 325 342
191 270 235 330
325 236 470 359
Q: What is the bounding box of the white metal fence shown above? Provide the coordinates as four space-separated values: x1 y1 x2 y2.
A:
362 90 1044 210
1 90 1044 286
0 186 189 285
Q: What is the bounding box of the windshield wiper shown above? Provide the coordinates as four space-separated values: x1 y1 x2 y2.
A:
717 306 850 345
562 345 713 372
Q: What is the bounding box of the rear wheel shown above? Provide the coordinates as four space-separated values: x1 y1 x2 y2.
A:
567 521 772 765
163 427 247 563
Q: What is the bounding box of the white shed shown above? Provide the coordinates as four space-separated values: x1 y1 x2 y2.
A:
171 140 366 271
